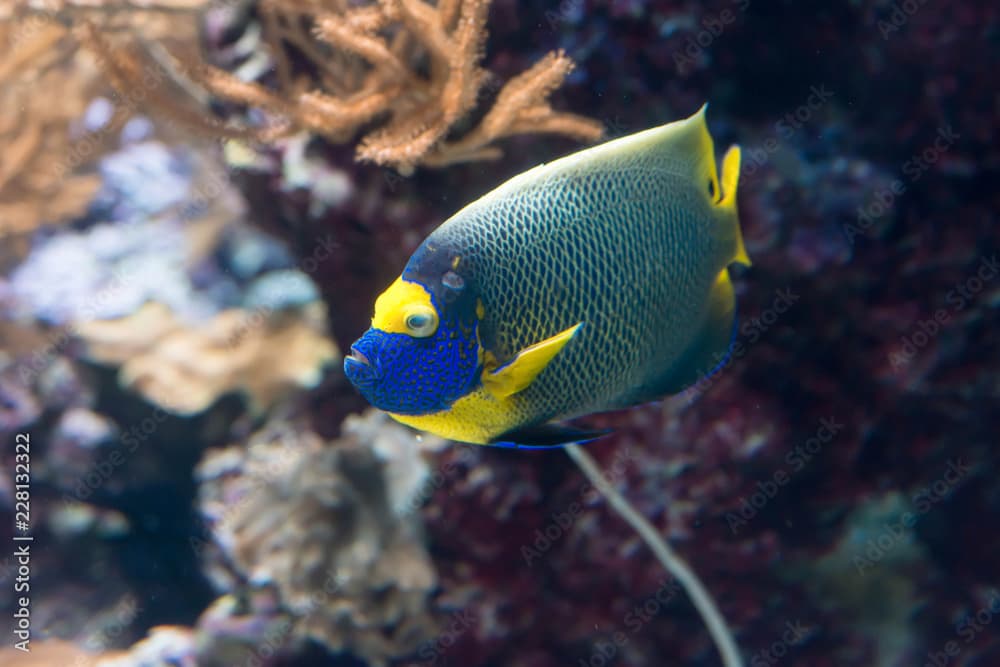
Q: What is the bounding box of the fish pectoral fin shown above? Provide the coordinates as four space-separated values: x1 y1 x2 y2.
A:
489 423 612 449
482 322 583 399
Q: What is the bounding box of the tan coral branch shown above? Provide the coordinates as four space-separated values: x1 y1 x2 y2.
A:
18 0 603 172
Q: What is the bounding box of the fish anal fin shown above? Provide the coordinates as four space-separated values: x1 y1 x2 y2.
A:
490 423 612 449
482 323 582 399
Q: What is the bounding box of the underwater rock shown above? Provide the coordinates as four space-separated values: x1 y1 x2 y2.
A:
277 133 355 217
101 625 201 667
242 269 323 312
341 409 448 516
194 414 440 665
74 301 338 415
48 501 130 540
4 133 292 328
0 319 95 444
0 373 41 438
44 407 119 491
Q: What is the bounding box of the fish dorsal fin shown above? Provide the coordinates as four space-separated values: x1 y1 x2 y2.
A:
459 105 716 205
442 104 730 236
548 103 720 195
482 323 582 399
631 103 720 204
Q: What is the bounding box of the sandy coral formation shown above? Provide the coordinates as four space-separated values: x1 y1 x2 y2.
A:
75 300 337 414
193 412 442 665
0 639 127 666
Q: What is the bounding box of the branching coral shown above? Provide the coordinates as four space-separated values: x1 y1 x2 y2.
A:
0 18 104 239
205 0 603 170
0 1 216 250
53 0 603 172
74 301 338 415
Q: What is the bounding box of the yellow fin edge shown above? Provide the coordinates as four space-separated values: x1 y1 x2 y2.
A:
720 145 751 267
688 104 721 207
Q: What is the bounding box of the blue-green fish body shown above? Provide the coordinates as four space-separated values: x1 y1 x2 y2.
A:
345 105 749 447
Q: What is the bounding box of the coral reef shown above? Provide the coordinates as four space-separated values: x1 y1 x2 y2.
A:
0 18 105 244
75 300 337 415
193 411 443 666
0 0 996 666
0 62 344 664
0 0 216 256
76 0 604 172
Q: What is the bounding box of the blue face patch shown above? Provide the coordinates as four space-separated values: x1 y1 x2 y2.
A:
344 317 480 415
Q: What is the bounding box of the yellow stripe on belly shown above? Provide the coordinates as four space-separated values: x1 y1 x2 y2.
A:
388 388 521 445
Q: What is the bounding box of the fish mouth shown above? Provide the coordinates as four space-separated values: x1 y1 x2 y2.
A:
347 347 370 366
344 346 381 385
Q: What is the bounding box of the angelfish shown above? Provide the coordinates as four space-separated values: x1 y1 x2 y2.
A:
344 105 750 448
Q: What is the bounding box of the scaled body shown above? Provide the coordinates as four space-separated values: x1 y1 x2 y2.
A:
345 105 749 447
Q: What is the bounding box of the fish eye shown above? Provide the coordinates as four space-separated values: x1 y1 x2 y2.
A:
403 306 438 337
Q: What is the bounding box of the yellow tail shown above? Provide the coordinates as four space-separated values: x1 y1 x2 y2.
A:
720 145 750 267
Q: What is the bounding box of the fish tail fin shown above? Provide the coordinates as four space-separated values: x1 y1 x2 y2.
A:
675 105 750 269
719 145 751 267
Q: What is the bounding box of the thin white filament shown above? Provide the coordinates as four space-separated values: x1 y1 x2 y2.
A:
564 443 743 667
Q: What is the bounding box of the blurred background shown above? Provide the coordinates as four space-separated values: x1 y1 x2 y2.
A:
0 0 997 665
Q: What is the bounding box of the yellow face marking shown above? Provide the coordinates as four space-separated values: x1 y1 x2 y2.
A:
372 276 439 336
476 299 485 320
451 256 461 269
